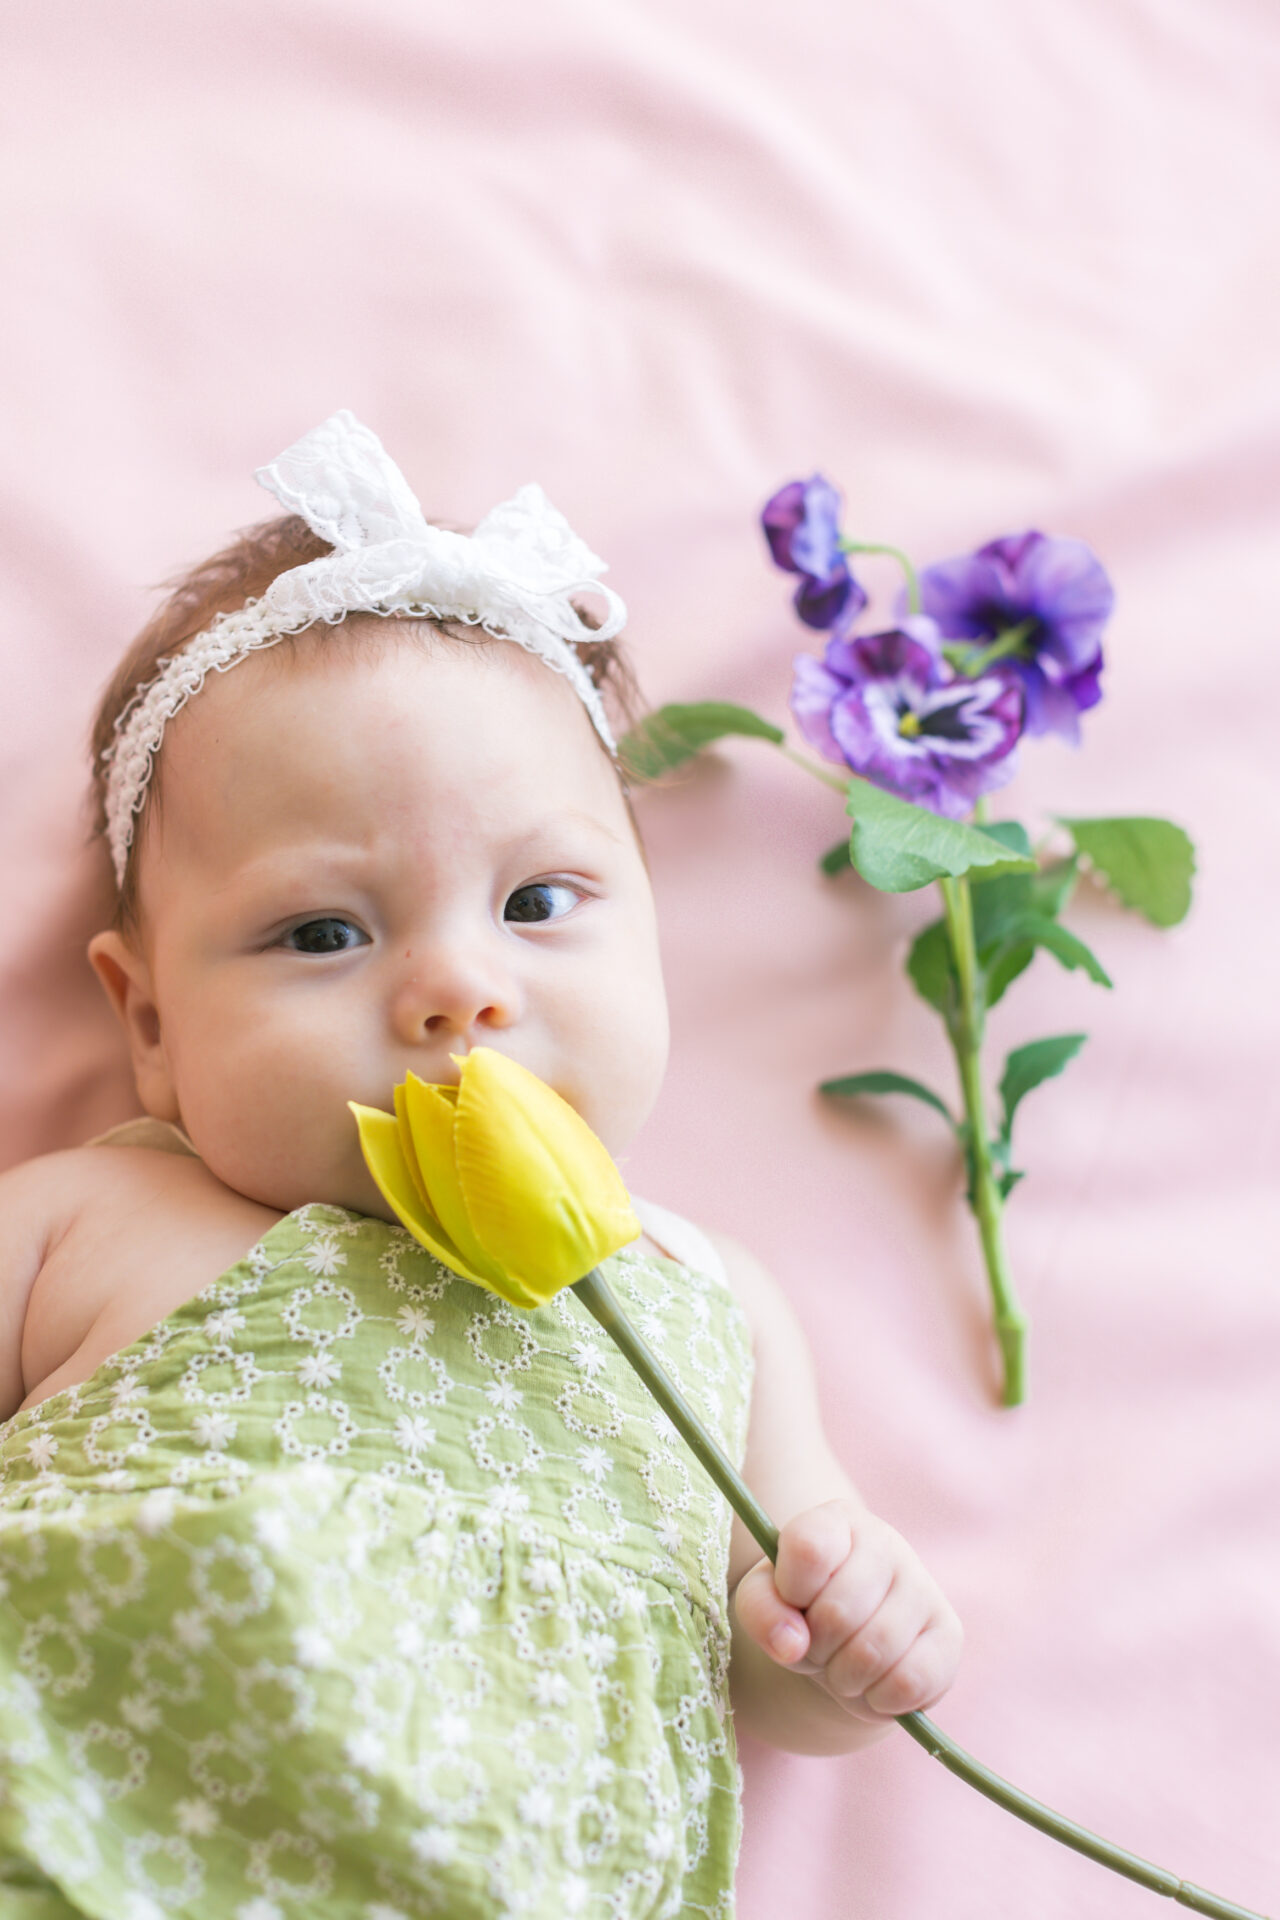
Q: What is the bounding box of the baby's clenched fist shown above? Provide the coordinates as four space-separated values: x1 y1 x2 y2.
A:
733 1499 962 1721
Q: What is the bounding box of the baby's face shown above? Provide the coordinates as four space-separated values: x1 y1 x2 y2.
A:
110 628 669 1217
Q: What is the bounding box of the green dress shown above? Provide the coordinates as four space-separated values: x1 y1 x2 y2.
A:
0 1191 753 1919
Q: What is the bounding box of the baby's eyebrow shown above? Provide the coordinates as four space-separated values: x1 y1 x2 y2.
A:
222 811 625 894
532 809 626 848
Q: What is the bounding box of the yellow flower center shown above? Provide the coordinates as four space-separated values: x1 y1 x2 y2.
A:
898 709 922 738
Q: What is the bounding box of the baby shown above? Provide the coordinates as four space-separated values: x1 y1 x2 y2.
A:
0 414 961 1917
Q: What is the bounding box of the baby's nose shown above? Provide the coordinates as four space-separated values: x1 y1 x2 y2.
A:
390 942 521 1043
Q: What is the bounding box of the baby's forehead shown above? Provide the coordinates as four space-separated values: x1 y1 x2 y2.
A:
149 620 631 868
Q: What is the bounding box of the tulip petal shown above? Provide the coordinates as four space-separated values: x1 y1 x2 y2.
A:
348 1101 492 1285
400 1073 509 1290
452 1049 640 1299
393 1081 433 1213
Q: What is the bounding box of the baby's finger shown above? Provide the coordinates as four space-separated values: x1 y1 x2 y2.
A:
733 1556 811 1667
773 1500 856 1612
822 1576 936 1712
861 1612 965 1718
795 1533 896 1672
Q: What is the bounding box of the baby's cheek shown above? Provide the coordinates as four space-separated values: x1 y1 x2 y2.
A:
589 974 669 1156
169 1030 347 1209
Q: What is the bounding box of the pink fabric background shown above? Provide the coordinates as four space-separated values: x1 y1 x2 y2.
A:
3 4 1278 1914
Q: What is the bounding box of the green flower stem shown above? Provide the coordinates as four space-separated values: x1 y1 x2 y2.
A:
938 875 1027 1406
943 619 1037 679
839 539 922 614
573 1267 779 1559
573 1267 1268 1920
778 743 849 793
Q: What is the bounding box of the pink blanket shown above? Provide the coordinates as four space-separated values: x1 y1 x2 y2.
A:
3 4 1277 1913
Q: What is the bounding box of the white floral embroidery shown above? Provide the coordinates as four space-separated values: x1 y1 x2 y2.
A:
297 1350 341 1389
345 1726 385 1772
393 1413 435 1455
410 1827 458 1866
531 1670 570 1707
517 1782 557 1828
175 1795 219 1836
192 1410 237 1451
394 1305 433 1339
204 1308 247 1342
25 1433 58 1469
251 1507 292 1552
577 1444 612 1483
482 1377 521 1412
135 1487 179 1537
569 1338 608 1379
302 1233 348 1278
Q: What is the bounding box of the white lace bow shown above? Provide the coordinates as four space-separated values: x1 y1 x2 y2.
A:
102 411 624 885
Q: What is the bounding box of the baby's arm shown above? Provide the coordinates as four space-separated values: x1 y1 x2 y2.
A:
0 1156 70 1422
710 1231 963 1756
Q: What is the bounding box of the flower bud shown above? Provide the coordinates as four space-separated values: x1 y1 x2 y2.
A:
350 1047 641 1309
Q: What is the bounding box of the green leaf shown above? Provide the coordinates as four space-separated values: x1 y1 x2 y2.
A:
972 820 1033 860
819 1070 957 1130
1030 856 1078 921
967 825 1037 949
620 701 784 779
983 943 1036 1010
844 782 1037 894
983 912 1113 992
819 837 853 876
998 1033 1088 1146
1058 816 1195 928
971 871 1033 951
906 918 954 1014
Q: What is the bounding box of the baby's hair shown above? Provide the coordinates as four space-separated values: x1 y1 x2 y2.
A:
90 514 648 932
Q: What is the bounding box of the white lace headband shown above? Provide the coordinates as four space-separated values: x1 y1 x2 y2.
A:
101 410 624 886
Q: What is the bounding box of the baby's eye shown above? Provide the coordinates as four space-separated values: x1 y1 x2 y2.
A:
503 882 582 925
282 917 371 954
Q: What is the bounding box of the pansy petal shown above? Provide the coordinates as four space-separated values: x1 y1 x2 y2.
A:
1017 534 1114 668
795 565 861 632
849 623 942 687
790 653 850 766
761 480 807 571
918 553 1011 639
1066 653 1104 714
787 474 844 581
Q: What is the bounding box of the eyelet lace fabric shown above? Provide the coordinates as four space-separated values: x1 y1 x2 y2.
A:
0 1205 751 1917
102 411 624 885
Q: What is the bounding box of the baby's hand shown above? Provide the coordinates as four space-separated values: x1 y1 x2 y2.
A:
733 1499 962 1721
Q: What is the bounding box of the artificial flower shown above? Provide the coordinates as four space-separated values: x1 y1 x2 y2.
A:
762 474 867 631
918 530 1113 742
790 618 1023 817
350 1047 640 1309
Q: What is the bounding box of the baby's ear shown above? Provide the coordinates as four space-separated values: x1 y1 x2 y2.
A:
87 931 181 1123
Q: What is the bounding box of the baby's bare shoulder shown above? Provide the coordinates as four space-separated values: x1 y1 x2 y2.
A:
0 1148 111 1416
2 1146 281 1421
1 1139 229 1236
0 1147 101 1289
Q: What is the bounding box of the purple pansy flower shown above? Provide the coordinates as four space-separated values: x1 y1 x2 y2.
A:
762 475 868 631
918 530 1113 743
790 618 1023 819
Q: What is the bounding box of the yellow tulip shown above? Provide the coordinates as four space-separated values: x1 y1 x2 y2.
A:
349 1047 641 1310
